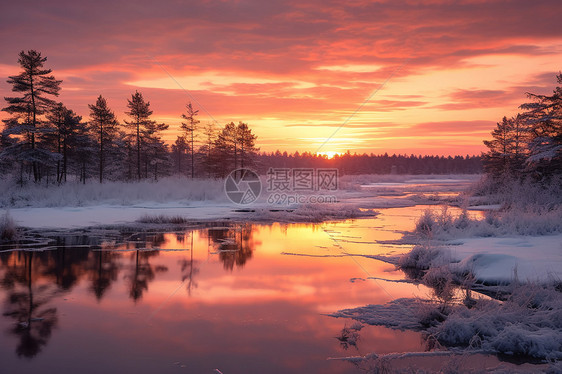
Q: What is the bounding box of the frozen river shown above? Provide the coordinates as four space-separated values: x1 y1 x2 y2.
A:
0 206 463 373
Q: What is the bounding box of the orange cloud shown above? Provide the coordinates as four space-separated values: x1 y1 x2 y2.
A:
1 0 561 156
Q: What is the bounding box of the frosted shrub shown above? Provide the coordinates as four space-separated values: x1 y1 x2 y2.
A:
137 214 189 224
415 210 436 237
436 206 453 230
428 284 562 360
453 210 470 230
423 266 456 302
470 174 562 209
417 301 450 328
0 176 227 208
397 244 445 270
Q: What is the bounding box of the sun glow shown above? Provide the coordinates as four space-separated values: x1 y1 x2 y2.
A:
316 151 340 159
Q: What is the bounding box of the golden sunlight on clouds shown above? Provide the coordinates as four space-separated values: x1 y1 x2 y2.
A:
1 0 561 156
315 64 383 73
126 72 317 94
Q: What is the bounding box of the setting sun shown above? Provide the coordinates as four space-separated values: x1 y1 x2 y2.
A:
317 151 340 159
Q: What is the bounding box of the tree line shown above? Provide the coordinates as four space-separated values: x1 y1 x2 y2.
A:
0 50 259 184
482 73 562 179
256 152 482 175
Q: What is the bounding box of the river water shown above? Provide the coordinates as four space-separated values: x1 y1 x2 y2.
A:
0 203 482 373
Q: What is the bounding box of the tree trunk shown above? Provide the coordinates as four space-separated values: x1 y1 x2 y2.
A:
99 123 103 183
191 131 194 179
137 122 141 180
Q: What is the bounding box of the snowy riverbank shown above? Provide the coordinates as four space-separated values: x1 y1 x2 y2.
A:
330 176 562 371
0 174 479 229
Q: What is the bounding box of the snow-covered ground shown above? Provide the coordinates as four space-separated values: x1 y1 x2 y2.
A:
0 174 478 229
329 176 562 370
450 235 562 284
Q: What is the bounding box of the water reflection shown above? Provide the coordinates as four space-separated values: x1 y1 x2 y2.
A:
125 250 165 302
89 250 120 301
0 215 431 373
1 251 59 358
206 223 257 270
178 232 199 295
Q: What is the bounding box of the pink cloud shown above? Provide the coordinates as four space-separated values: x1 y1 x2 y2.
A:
1 0 561 155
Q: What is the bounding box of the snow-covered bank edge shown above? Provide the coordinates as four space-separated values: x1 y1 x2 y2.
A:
331 282 562 363
330 244 562 369
3 201 379 232
330 177 562 371
0 174 478 230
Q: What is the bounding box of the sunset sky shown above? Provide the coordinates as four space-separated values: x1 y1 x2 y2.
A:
1 0 561 156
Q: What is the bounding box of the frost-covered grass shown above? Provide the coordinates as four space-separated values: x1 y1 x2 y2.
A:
0 176 227 208
0 174 477 209
468 174 562 209
0 211 18 242
136 214 191 224
333 174 562 369
427 284 562 360
413 204 562 240
334 282 562 362
400 176 562 285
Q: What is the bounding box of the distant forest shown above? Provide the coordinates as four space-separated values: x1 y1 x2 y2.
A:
255 152 482 175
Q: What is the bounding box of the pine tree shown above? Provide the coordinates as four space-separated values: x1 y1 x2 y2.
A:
89 95 120 183
142 120 169 180
181 102 199 178
214 122 238 177
236 122 259 171
73 118 96 184
46 103 83 183
171 136 189 175
2 50 62 182
520 73 562 176
482 116 530 177
124 91 155 180
200 122 216 178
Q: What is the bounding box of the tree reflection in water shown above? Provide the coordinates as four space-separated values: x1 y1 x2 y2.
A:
0 251 59 358
206 223 257 271
88 250 121 301
0 225 258 360
178 232 199 295
123 233 168 303
0 240 123 358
